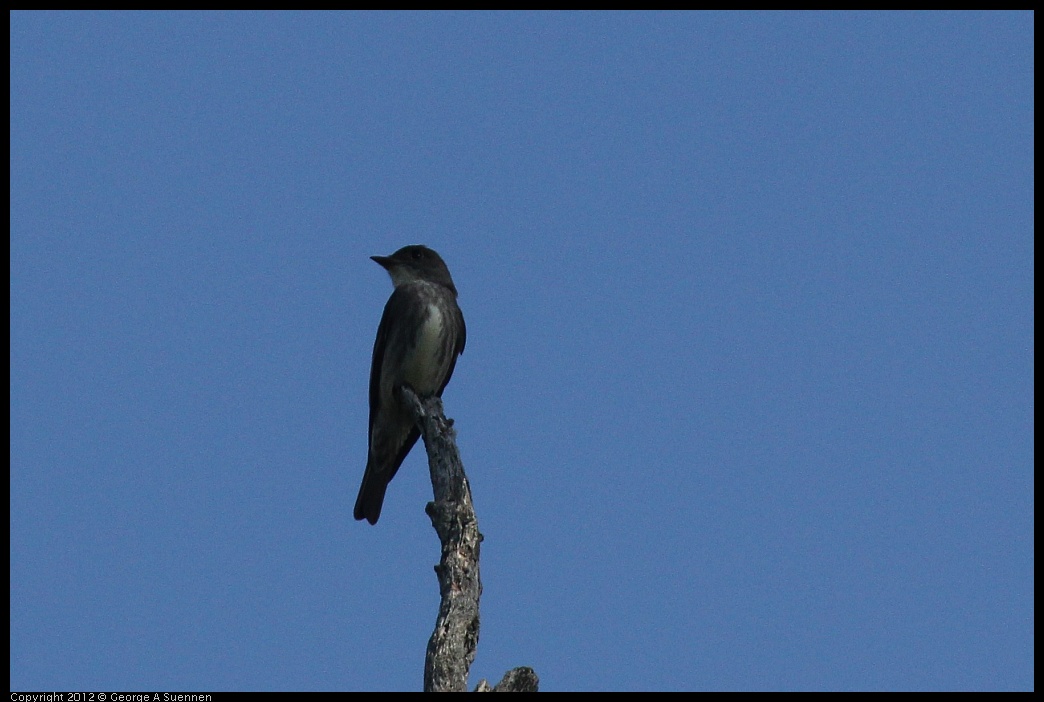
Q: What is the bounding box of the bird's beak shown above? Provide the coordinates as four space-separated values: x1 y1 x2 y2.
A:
371 255 393 270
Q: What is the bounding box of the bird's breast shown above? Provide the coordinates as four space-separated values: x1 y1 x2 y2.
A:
401 301 447 394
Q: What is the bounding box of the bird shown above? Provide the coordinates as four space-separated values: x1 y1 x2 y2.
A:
354 245 466 525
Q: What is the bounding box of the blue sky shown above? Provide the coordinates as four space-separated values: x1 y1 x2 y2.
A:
10 11 1033 692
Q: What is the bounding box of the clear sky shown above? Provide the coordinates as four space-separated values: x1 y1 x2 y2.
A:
10 11 1033 692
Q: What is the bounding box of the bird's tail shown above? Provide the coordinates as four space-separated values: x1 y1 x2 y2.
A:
353 463 388 525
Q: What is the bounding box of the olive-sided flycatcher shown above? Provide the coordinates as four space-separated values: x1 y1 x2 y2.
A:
354 245 466 525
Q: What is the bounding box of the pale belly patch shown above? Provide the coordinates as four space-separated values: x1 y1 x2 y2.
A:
401 302 445 394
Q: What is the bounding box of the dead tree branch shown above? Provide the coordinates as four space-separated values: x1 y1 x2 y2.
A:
400 386 538 693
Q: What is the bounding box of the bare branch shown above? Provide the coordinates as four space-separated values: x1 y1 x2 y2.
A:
400 386 539 693
475 667 541 692
399 386 483 693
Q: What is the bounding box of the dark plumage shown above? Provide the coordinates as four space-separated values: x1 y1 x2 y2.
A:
354 245 466 525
